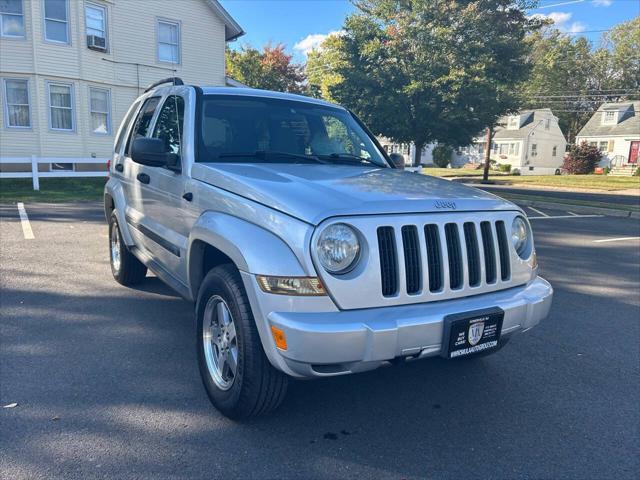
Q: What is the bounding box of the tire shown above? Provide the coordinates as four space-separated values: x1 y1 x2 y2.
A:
108 211 147 286
196 264 288 419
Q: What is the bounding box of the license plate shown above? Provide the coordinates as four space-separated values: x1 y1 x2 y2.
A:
441 308 504 359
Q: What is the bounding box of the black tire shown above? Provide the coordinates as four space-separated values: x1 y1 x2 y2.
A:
108 211 147 285
196 264 288 419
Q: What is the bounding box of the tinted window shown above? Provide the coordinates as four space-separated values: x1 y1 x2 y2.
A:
197 95 387 167
114 101 139 154
152 95 185 155
125 96 160 155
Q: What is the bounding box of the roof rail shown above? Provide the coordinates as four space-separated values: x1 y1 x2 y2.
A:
144 77 184 93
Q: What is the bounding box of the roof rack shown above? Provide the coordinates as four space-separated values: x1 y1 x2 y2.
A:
144 77 184 93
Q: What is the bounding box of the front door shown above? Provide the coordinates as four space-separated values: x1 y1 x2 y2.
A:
629 141 639 164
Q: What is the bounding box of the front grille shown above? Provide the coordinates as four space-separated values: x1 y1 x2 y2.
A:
377 219 513 296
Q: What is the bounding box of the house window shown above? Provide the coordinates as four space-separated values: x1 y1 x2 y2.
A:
47 82 74 131
89 87 110 134
0 0 25 37
608 140 615 152
514 143 519 156
545 119 550 130
499 143 508 155
531 144 537 157
3 78 30 127
552 146 557 156
507 116 519 129
602 111 616 124
44 0 69 44
157 19 180 63
599 141 608 153
85 3 107 50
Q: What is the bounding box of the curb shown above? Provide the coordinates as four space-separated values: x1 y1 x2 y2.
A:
511 198 639 219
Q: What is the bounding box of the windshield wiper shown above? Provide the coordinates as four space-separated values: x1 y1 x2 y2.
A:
217 150 328 164
318 153 381 166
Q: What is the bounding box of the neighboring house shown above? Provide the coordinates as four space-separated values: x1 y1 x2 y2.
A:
575 101 640 170
455 109 568 175
0 0 243 173
377 137 436 166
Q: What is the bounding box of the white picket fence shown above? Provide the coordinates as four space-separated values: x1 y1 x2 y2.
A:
0 156 108 190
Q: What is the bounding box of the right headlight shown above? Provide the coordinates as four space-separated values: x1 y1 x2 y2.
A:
316 223 360 274
511 216 532 259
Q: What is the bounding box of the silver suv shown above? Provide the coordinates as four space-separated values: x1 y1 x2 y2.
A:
105 78 553 418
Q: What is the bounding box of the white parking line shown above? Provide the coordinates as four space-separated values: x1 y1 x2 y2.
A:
528 214 604 220
17 202 34 240
567 211 579 216
527 206 549 217
593 237 640 243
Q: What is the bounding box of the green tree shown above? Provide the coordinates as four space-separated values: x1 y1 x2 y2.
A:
602 17 640 91
313 0 542 165
226 43 306 93
432 144 453 168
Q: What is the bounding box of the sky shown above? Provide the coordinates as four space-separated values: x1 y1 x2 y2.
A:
221 0 640 62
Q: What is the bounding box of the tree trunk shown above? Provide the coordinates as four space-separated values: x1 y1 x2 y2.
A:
482 127 493 183
413 141 424 167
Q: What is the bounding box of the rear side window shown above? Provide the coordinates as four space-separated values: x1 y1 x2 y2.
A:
152 95 185 155
125 96 160 155
114 100 140 154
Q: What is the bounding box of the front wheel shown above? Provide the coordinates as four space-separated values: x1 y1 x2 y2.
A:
109 211 147 285
196 265 288 419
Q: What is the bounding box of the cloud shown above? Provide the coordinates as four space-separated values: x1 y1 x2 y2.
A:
294 31 342 57
531 11 573 26
592 0 612 6
567 21 587 33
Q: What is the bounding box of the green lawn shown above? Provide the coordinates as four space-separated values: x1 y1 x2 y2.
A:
424 168 640 191
0 178 107 203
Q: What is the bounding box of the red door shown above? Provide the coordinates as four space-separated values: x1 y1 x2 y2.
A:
629 141 639 164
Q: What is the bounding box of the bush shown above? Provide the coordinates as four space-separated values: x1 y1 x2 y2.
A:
634 167 640 177
562 142 602 174
432 144 453 168
498 164 511 173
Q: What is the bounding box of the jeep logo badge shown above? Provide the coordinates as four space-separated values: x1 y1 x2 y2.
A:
435 200 457 210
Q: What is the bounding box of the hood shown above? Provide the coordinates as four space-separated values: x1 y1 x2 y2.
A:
191 163 517 225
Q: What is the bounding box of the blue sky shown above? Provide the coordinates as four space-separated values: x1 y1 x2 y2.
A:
221 0 639 62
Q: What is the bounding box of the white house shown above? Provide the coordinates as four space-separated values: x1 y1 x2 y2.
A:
0 0 243 174
455 109 568 175
377 137 437 166
575 101 639 172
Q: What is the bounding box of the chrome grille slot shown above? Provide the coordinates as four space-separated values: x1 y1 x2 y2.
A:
444 223 463 289
480 221 497 284
377 226 398 297
424 224 443 292
464 222 481 287
401 226 421 295
495 220 511 281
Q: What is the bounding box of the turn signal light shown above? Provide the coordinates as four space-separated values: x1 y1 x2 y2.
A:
256 276 326 296
271 325 288 350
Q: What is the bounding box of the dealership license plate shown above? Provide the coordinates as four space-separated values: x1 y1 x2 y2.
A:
442 308 504 359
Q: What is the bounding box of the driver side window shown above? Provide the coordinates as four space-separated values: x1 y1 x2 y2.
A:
152 95 185 155
125 96 160 156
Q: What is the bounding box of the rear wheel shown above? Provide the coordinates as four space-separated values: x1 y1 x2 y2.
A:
108 211 147 285
196 265 288 419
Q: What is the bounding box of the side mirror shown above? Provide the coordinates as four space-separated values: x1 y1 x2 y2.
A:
389 153 405 170
131 137 171 167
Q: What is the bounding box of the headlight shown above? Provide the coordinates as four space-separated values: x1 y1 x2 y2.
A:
316 223 360 274
511 216 531 259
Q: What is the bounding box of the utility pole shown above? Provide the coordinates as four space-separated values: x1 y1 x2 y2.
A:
482 127 493 183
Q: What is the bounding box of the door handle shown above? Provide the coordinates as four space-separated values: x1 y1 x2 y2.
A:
115 163 124 172
182 192 193 202
136 173 150 184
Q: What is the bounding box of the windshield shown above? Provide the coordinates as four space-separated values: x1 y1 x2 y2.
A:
197 94 388 167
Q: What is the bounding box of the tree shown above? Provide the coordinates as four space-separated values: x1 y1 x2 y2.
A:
562 142 602 174
226 44 306 93
306 33 344 101
432 144 453 168
602 17 640 91
311 0 542 165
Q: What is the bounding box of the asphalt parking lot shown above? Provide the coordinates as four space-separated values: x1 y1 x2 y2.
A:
1 201 639 480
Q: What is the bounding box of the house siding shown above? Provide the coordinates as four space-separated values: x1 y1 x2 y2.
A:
0 0 229 169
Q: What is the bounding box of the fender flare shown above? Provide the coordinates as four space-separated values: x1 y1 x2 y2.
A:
187 211 306 299
104 179 135 246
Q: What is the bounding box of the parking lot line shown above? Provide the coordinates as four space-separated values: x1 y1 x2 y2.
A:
17 202 34 240
593 236 640 243
527 206 549 217
528 214 604 220
567 211 579 216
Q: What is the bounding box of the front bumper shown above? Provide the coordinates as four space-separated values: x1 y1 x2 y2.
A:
262 277 552 378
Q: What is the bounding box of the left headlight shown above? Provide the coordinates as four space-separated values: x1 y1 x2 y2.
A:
316 223 360 274
511 216 532 259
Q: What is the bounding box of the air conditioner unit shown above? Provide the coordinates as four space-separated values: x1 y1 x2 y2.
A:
87 35 107 51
